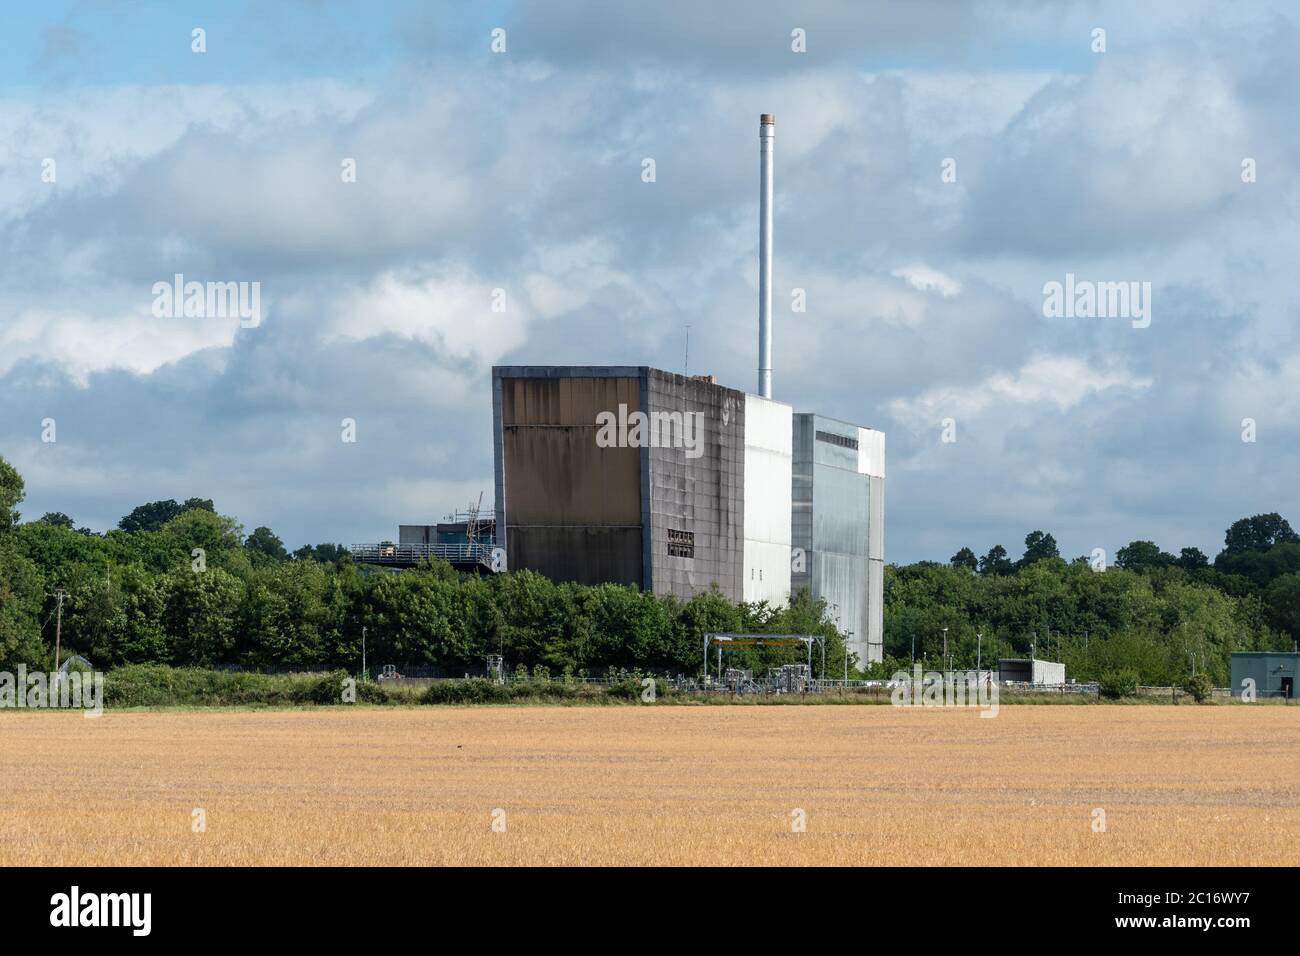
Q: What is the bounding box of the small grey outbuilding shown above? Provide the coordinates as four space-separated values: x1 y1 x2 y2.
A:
998 658 1066 685
1230 651 1300 699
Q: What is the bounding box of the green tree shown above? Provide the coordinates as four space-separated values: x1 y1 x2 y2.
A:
161 566 244 666
0 455 24 529
245 526 288 563
1115 540 1174 572
950 547 977 571
293 543 350 563
86 563 168 665
37 512 75 529
160 509 246 573
0 541 44 667
1019 531 1059 566
1264 573 1300 643
978 545 1013 576
119 500 184 533
119 497 216 534
1222 513 1299 555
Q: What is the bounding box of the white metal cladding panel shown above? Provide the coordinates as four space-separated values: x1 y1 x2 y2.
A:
811 549 866 652
857 427 885 478
812 462 868 556
1033 660 1065 684
868 475 885 560
743 540 792 605
743 394 792 547
742 395 791 605
744 394 793 455
866 558 884 662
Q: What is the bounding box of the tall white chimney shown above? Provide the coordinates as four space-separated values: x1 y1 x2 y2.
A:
758 113 774 399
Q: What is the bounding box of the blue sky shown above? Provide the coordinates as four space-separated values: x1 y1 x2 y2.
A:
1 0 1298 564
0 1 499 88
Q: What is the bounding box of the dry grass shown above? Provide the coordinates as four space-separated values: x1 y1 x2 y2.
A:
2 705 1297 865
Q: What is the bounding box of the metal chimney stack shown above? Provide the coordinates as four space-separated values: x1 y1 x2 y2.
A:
758 114 774 399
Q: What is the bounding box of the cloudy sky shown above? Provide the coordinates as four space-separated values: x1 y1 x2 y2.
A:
1 0 1297 564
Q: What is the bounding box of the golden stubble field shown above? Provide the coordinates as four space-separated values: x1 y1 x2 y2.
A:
1 705 1297 866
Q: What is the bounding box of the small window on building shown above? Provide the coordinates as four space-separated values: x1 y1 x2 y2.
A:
668 528 694 558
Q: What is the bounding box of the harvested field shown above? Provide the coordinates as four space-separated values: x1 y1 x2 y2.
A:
1 705 1296 865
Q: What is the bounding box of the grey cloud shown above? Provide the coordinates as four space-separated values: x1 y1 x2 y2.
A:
4 3 1300 561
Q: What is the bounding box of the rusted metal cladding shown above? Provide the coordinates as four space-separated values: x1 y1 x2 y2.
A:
494 368 644 587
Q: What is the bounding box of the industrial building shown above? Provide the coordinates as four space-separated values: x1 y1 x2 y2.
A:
491 366 792 606
361 114 887 667
1230 651 1299 698
486 113 884 665
998 658 1066 685
792 414 885 662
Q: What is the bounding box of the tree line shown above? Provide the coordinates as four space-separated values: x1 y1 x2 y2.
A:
2 453 1297 685
887 516 1298 686
0 457 845 677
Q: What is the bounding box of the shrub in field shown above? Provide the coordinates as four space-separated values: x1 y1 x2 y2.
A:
511 681 578 701
1183 673 1213 703
603 678 642 701
604 677 667 701
421 679 512 705
1098 668 1139 700
104 664 383 707
297 670 385 704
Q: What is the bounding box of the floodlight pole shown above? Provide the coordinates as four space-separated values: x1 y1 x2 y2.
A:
53 588 65 675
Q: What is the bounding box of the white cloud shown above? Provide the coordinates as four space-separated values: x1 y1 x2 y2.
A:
0 305 237 384
889 354 1152 428
324 268 532 370
891 263 962 298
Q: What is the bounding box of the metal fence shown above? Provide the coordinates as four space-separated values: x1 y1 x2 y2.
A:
348 542 497 567
207 665 1239 701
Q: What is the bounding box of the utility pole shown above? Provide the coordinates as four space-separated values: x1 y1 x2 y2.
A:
942 627 949 677
361 626 367 679
53 588 65 675
977 631 983 676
